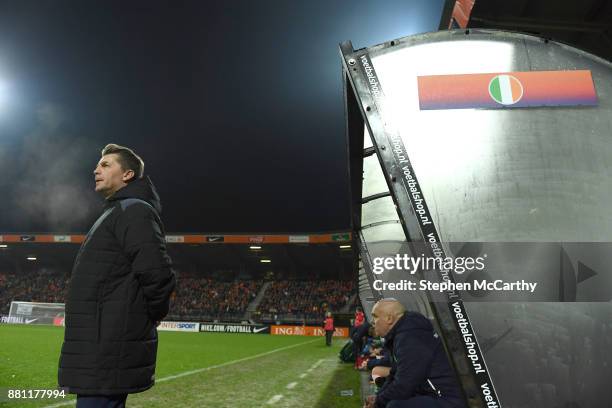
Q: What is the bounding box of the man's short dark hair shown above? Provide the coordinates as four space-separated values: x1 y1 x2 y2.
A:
101 144 144 182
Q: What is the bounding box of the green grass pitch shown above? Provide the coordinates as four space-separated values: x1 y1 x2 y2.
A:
0 325 361 407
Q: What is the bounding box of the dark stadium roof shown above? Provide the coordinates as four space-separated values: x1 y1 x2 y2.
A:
441 0 612 61
0 241 355 280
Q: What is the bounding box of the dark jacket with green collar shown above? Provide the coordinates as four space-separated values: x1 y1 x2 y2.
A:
58 176 176 395
376 312 466 407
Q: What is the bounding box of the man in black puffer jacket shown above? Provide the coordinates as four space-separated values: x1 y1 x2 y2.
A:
58 144 176 408
364 299 466 408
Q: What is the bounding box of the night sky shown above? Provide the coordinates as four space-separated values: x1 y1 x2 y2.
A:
0 0 444 234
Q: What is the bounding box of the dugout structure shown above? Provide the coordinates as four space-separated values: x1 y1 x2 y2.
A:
341 30 612 408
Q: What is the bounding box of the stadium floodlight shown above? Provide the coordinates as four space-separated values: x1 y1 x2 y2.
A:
26 256 37 261
260 259 271 263
339 245 351 249
249 246 262 250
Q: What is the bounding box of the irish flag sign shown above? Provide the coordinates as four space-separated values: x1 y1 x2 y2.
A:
418 70 597 110
488 75 523 105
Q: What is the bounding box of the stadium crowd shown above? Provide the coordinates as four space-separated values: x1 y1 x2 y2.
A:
0 270 67 314
256 280 354 318
1 270 355 320
169 277 262 319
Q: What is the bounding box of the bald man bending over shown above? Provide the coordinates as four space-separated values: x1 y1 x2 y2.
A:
364 299 466 408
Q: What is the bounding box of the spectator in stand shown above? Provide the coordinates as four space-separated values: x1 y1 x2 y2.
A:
323 312 334 346
0 270 69 314
256 280 356 321
168 278 262 320
0 273 352 326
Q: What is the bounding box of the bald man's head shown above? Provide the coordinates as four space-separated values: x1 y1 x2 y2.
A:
371 299 406 337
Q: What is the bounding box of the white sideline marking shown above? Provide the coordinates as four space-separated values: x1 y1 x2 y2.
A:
157 338 318 383
310 358 325 369
306 357 325 373
266 394 283 404
286 381 298 389
43 338 318 408
299 373 307 378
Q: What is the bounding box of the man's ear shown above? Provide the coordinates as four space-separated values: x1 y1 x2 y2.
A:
122 169 135 182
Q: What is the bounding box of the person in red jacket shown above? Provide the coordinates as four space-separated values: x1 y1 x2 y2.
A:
324 312 335 346
355 307 365 328
352 307 367 366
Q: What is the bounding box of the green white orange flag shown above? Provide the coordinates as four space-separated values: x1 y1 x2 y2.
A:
417 70 597 110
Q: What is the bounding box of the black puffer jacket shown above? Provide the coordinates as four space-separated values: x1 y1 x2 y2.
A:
59 176 176 395
375 312 466 408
